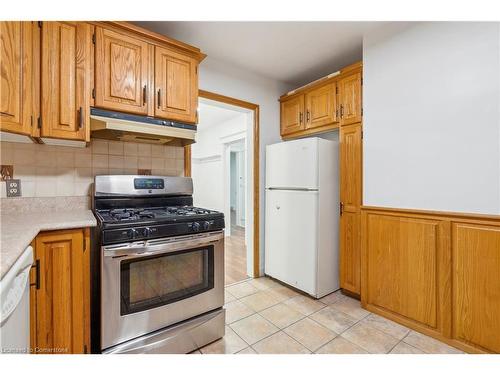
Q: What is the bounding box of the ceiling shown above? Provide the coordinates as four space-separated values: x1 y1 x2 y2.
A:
134 21 389 86
197 102 243 130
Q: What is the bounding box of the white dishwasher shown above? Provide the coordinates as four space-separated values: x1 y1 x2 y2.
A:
0 246 33 354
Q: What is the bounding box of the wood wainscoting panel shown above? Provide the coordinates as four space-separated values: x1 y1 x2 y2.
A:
361 210 451 335
361 206 500 353
452 222 500 353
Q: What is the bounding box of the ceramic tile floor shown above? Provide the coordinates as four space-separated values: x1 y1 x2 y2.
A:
193 277 464 354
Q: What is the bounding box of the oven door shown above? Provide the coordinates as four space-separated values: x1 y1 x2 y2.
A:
101 231 224 351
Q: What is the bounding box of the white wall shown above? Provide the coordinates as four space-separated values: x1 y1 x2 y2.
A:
363 22 500 214
191 113 246 214
199 57 293 274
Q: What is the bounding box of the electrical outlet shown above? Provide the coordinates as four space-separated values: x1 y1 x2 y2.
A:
1 165 14 181
6 179 21 197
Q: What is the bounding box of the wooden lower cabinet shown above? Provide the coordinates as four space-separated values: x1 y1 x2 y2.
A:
339 212 361 294
30 228 90 354
361 207 500 353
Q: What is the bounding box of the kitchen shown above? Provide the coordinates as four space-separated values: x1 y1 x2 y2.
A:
1 3 500 372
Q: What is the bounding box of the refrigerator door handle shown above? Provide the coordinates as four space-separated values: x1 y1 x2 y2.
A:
266 187 319 191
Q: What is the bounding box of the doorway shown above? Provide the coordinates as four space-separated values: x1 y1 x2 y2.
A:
185 91 260 285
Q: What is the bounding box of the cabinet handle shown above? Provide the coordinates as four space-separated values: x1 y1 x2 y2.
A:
336 108 339 118
340 202 344 216
30 259 40 290
340 104 344 119
143 85 147 105
299 112 303 124
157 89 161 108
306 110 310 123
78 107 83 128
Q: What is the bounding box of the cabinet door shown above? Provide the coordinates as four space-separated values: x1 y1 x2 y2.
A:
340 123 362 213
280 95 304 136
155 46 198 123
95 27 151 115
340 212 361 294
305 82 337 129
339 123 362 294
33 229 90 354
41 22 92 141
452 223 500 353
339 71 362 126
0 21 34 135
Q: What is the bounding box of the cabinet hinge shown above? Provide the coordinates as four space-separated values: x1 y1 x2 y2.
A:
340 202 344 216
361 77 363 86
83 237 87 252
37 117 42 129
92 34 96 44
92 88 95 99
361 107 363 116
37 21 42 28
30 115 33 128
361 130 364 139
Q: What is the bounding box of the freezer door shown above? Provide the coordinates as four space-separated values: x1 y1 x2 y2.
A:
265 189 318 295
266 138 318 189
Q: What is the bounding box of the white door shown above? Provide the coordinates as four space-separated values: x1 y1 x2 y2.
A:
236 150 246 227
266 138 319 189
265 189 318 295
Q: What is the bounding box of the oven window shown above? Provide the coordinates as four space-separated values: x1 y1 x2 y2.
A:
120 245 214 315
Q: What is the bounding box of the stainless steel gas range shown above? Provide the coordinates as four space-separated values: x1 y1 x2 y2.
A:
91 175 225 354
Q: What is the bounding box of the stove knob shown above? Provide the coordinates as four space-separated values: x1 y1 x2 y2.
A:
203 221 210 230
144 227 151 237
130 228 138 239
192 222 200 232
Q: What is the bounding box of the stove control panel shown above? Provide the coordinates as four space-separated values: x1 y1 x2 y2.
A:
102 219 225 244
188 220 215 233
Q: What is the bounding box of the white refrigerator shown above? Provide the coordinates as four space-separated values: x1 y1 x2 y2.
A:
265 137 339 298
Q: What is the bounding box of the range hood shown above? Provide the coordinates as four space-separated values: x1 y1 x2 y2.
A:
90 108 196 146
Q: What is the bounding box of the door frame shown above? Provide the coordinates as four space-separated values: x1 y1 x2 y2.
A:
184 90 261 277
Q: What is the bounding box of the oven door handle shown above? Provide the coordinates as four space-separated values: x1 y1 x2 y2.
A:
103 231 224 258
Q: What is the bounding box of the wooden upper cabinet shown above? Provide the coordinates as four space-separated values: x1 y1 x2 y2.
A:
0 21 36 135
95 27 152 115
305 82 337 129
41 22 92 141
32 228 90 354
338 71 362 126
279 62 362 139
154 46 198 123
280 95 304 136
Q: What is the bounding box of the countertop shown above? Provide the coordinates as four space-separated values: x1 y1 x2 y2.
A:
0 210 97 279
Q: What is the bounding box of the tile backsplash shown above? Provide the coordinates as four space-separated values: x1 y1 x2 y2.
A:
0 139 185 198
